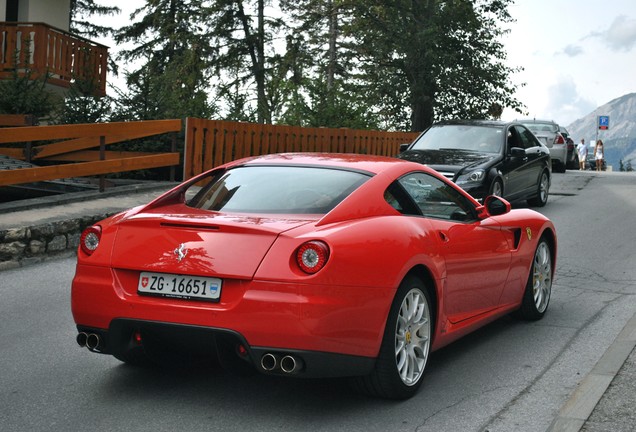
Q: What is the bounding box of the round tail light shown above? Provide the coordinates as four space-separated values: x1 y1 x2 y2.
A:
80 225 102 255
296 241 330 274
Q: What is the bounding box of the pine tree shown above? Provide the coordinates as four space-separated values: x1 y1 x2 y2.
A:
111 0 217 120
344 0 524 131
69 0 121 39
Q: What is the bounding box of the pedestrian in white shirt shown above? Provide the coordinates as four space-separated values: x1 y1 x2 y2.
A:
577 138 587 170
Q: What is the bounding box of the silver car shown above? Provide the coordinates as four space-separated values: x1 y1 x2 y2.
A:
521 120 567 173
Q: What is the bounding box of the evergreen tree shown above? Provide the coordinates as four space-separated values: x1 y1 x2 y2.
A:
0 43 57 121
278 0 379 128
344 0 524 131
69 0 121 39
114 0 217 120
206 0 286 124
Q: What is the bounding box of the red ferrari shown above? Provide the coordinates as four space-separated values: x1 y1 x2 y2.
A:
71 153 556 399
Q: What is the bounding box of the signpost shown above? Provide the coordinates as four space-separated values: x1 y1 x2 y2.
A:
596 115 609 143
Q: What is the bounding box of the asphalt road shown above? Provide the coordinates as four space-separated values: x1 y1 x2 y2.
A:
1 171 635 432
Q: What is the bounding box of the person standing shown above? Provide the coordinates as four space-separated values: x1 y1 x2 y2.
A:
577 138 587 170
594 139 604 171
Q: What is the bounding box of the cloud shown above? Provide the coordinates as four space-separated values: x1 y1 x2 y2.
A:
544 76 597 125
562 44 584 57
590 15 636 51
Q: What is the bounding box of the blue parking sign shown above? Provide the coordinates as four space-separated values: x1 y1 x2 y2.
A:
598 115 610 130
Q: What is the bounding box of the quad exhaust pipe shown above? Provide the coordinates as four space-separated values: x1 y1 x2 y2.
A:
260 353 304 374
280 355 303 374
76 332 102 352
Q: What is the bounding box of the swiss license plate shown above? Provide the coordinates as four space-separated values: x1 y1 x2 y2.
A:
138 272 221 302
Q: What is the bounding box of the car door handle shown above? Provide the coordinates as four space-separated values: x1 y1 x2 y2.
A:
439 232 449 242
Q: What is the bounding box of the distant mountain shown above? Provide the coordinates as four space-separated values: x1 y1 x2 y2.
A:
567 93 636 170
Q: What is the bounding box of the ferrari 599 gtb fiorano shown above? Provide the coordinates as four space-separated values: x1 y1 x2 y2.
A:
72 153 556 399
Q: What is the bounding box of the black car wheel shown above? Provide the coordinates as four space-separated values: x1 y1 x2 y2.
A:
527 170 549 207
355 275 432 399
489 178 503 197
567 154 579 170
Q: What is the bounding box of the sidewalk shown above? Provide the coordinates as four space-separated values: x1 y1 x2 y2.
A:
1 184 635 432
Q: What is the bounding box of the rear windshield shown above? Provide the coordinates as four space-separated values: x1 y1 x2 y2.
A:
188 165 370 214
523 122 558 133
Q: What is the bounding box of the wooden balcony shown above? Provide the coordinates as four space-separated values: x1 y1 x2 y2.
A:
0 22 108 97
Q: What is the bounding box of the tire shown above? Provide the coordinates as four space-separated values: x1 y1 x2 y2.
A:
516 237 552 320
489 178 503 197
355 275 432 399
567 154 579 170
527 170 549 207
555 160 566 173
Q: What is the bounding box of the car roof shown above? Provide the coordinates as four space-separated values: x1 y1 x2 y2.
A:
518 119 559 125
430 119 539 130
226 152 425 176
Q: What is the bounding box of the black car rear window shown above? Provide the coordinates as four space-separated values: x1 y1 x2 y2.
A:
188 165 370 214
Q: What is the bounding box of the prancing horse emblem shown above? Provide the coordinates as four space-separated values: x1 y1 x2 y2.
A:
174 243 188 262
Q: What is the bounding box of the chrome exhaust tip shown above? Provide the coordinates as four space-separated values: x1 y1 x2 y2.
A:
260 353 278 371
76 332 88 348
280 355 303 374
86 333 101 351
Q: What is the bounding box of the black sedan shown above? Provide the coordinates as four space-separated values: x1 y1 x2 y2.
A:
398 120 552 207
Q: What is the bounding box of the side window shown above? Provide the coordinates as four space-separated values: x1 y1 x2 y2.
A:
394 172 477 221
515 125 540 149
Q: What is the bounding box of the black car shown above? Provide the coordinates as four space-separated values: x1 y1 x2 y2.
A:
398 120 552 207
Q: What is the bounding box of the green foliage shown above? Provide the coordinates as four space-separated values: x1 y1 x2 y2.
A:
70 0 121 38
54 49 112 125
113 0 217 121
343 0 525 131
0 44 57 121
65 0 525 133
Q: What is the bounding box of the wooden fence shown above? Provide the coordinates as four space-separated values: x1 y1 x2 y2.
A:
0 120 181 189
0 118 419 190
184 118 420 180
0 114 35 127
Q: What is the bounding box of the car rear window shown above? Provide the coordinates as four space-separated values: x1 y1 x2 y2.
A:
187 165 370 214
523 122 558 133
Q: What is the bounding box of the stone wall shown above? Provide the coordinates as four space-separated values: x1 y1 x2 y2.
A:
0 213 113 271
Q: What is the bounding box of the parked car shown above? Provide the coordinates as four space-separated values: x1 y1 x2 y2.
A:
521 120 568 173
71 153 556 400
560 126 579 169
586 152 607 171
397 120 551 207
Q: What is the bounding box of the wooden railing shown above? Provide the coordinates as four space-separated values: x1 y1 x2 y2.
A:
0 22 108 96
184 118 420 180
0 120 181 189
0 118 419 191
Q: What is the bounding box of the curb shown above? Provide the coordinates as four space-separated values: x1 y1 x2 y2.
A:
548 312 636 431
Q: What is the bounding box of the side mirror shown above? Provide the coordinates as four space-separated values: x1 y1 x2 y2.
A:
399 143 410 153
478 195 511 219
510 147 525 158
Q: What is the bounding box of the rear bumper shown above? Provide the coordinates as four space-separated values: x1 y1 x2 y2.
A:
77 319 376 378
549 146 567 163
71 264 390 359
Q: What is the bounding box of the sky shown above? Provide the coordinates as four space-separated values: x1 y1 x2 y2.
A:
500 0 636 126
101 1 636 128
